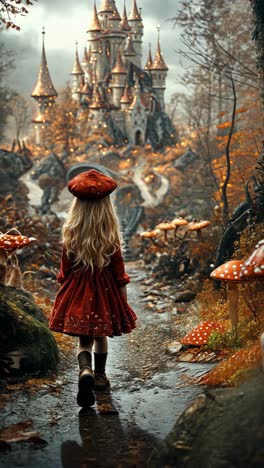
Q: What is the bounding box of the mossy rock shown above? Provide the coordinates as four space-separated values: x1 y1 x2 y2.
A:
149 371 264 468
0 285 59 374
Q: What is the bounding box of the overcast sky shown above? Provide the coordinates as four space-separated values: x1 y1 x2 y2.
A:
1 0 184 104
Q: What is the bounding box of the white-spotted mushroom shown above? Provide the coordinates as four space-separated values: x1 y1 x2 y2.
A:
240 239 264 280
0 232 36 254
181 321 225 346
210 260 245 335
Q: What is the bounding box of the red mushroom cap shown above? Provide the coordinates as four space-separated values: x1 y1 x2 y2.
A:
240 240 264 279
0 234 37 253
181 321 225 346
210 260 244 282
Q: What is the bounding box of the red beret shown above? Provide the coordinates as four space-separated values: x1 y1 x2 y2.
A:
68 169 117 200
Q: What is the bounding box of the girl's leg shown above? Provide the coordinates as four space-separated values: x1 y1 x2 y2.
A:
77 336 94 356
76 336 95 407
94 337 110 390
94 336 108 354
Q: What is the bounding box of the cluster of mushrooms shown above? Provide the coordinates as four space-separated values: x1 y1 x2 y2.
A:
210 240 264 336
140 218 211 244
0 229 36 288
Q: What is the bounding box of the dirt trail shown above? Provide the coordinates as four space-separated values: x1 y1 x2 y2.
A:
0 265 212 468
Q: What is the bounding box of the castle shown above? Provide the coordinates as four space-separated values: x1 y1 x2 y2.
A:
32 0 177 148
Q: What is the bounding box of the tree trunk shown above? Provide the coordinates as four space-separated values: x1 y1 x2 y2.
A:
251 0 264 106
251 0 264 219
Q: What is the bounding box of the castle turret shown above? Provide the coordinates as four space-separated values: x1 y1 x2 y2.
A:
120 83 132 110
123 34 137 65
31 28 58 145
98 0 121 31
149 29 168 112
128 0 144 68
80 81 93 108
111 50 127 107
81 47 90 75
120 4 131 32
89 71 107 128
70 44 85 102
86 2 103 81
144 43 153 71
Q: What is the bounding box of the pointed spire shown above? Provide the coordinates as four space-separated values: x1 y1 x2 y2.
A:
151 27 168 71
120 4 131 31
120 83 132 104
87 2 102 32
71 43 84 75
112 50 127 74
111 1 121 21
123 34 136 56
82 46 90 65
128 0 141 20
144 43 153 71
89 83 106 109
82 81 93 97
31 28 58 98
98 0 114 13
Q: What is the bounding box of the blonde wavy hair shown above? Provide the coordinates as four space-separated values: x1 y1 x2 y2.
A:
62 196 123 272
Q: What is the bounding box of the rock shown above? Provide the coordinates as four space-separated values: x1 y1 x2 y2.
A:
0 285 58 375
174 290 196 303
173 147 200 171
166 341 183 355
149 371 264 468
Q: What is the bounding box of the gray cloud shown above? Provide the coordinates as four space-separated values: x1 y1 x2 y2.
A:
36 0 179 21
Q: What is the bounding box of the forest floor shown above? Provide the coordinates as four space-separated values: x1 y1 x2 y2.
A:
0 263 214 468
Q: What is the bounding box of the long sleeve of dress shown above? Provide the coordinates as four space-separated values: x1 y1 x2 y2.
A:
109 248 130 287
57 247 73 284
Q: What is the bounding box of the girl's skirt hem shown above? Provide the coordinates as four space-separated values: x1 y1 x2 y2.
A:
49 323 137 338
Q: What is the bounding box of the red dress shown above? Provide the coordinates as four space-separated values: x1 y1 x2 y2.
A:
49 247 137 337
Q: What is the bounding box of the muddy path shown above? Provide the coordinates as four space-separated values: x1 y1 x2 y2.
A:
0 265 213 468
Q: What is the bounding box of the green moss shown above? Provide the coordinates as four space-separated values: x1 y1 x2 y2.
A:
0 285 58 374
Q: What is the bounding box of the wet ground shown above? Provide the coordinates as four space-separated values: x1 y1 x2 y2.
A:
0 265 213 468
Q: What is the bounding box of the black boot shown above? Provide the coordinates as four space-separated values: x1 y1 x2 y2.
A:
77 351 95 407
94 353 110 391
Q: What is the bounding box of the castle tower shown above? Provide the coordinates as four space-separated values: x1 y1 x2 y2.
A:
70 44 85 102
149 28 168 112
127 77 147 145
120 4 131 33
111 50 127 108
120 83 132 110
86 2 103 81
97 0 120 32
81 47 90 76
123 34 137 66
128 0 144 68
89 70 107 128
144 43 153 71
31 28 58 145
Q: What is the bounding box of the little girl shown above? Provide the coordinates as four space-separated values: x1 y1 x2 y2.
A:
49 169 137 408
